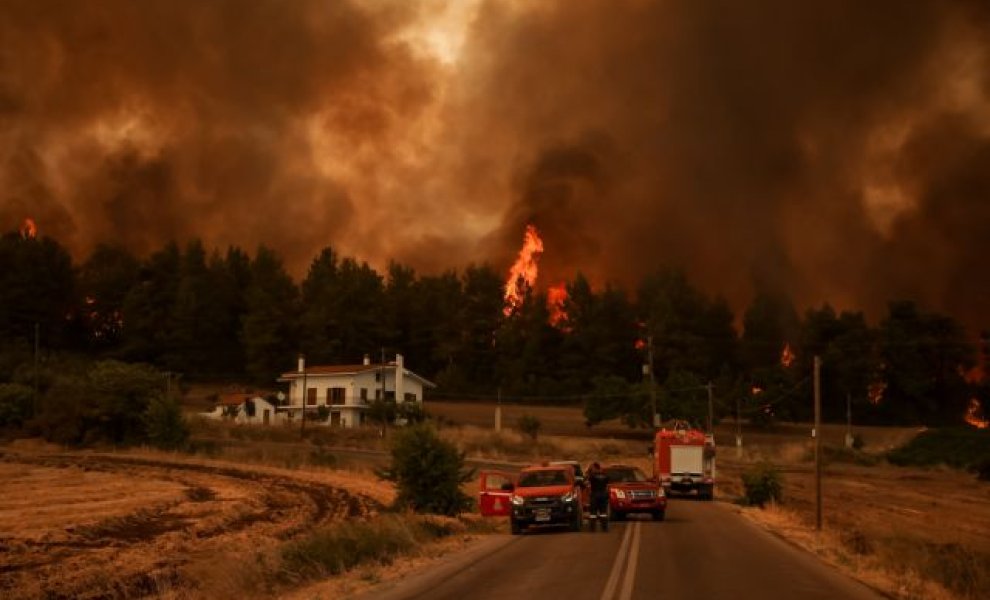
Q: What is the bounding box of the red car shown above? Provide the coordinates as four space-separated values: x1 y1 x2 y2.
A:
506 465 584 534
605 464 666 521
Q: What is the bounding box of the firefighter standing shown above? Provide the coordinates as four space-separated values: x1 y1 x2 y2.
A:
587 462 610 532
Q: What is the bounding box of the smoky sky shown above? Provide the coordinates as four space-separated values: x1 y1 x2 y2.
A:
2 0 989 332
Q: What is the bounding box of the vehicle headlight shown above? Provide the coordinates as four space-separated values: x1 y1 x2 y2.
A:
561 490 577 502
511 495 525 506
612 489 626 499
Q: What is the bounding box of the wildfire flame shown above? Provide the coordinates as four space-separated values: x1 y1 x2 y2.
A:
964 398 988 429
548 282 567 326
20 218 37 239
963 366 984 385
503 224 544 316
780 342 795 368
868 380 886 405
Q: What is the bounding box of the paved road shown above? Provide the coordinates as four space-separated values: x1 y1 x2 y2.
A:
363 500 883 600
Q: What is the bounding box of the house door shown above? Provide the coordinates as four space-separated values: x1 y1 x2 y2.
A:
263 410 270 425
330 412 341 427
478 470 514 517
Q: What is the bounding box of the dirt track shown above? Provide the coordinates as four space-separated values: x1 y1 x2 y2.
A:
0 449 385 599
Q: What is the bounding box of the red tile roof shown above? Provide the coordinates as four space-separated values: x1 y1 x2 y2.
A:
218 392 256 406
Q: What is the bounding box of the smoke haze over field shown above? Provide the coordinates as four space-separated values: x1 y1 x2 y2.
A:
2 0 989 331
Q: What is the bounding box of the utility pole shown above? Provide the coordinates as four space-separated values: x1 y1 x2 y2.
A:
33 323 39 417
300 357 308 437
379 347 387 437
647 335 658 428
735 393 742 459
706 381 714 433
845 392 853 448
814 355 823 531
495 387 502 433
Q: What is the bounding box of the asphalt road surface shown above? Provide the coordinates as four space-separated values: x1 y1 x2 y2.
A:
364 500 883 600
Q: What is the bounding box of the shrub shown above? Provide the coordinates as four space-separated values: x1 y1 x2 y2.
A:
145 395 190 450
383 424 473 515
33 360 165 446
741 462 783 507
397 401 426 425
0 383 33 427
278 514 460 582
887 427 990 471
976 459 990 482
308 447 337 468
517 414 541 441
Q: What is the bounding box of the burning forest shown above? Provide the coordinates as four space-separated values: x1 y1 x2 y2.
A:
0 0 988 340
1 0 989 438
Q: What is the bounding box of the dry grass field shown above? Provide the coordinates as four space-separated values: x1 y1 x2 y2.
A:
0 441 391 599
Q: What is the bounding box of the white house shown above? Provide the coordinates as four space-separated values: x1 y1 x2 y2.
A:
203 392 285 426
277 354 435 428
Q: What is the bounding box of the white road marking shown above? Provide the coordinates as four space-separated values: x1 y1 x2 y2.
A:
600 522 641 600
619 522 641 600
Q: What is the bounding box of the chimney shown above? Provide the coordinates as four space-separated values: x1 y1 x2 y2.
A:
297 354 305 374
395 354 404 402
363 354 370 366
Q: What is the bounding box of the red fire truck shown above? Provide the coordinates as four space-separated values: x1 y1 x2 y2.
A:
654 424 716 500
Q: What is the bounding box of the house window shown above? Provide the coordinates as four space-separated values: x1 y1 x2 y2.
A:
375 371 382 382
330 387 345 405
360 388 368 401
375 389 382 400
306 388 317 406
384 391 395 401
404 393 417 402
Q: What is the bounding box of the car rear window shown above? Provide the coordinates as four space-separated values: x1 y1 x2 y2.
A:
605 467 648 483
518 469 570 487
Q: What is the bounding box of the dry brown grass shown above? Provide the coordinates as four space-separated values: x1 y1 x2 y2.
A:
0 444 392 599
718 434 990 600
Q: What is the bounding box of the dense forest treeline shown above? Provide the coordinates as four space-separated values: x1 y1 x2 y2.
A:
1 230 988 429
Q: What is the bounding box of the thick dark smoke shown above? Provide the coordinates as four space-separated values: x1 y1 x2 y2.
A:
2 1 988 331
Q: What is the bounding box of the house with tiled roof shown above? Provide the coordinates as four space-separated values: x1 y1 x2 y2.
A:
277 353 434 428
203 392 285 426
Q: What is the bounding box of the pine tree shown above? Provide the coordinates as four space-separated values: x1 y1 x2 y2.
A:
242 246 299 384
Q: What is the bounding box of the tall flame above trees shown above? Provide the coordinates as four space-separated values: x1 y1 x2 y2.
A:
964 398 988 429
780 343 795 368
20 218 37 239
547 282 567 326
503 224 544 316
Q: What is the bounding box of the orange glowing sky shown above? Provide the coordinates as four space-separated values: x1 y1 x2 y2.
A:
3 0 989 332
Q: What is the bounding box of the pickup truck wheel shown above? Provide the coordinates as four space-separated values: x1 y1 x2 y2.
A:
571 512 582 532
652 510 665 521
510 519 522 535
612 511 625 522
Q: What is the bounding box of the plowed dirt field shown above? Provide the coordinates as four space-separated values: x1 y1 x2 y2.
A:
0 447 388 599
